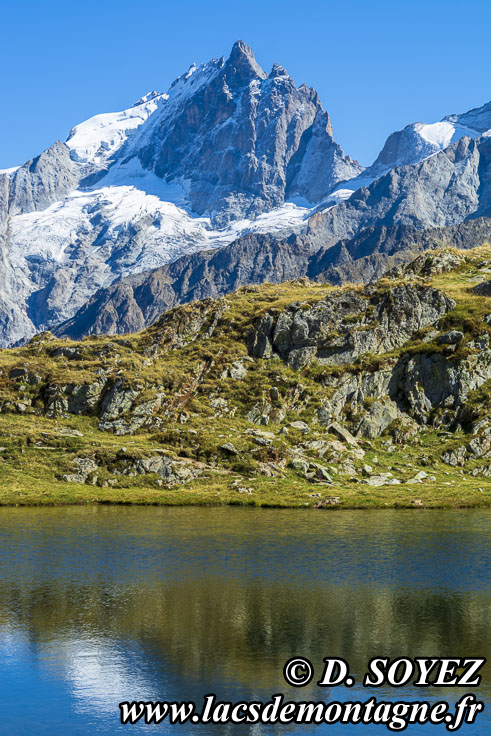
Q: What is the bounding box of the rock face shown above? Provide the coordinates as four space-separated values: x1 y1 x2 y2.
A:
307 136 491 252
2 142 82 219
248 283 455 368
133 41 362 224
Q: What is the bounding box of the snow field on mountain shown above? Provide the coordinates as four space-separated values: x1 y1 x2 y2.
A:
8 166 311 279
65 94 167 165
416 121 481 149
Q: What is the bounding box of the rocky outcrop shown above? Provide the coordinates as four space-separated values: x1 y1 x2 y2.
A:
247 283 455 368
5 142 81 217
384 249 466 279
62 451 204 487
312 334 491 436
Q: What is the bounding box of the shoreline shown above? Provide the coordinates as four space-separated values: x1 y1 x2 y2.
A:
1 491 490 510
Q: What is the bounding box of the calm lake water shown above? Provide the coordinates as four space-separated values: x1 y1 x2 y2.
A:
0 507 489 735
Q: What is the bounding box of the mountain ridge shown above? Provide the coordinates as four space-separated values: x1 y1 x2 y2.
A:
53 218 491 340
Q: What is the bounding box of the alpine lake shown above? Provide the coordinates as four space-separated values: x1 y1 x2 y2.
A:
0 506 489 734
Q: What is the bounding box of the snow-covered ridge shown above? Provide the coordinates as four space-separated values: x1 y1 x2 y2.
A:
166 57 224 102
10 167 310 276
0 165 20 176
415 120 478 148
444 100 491 134
365 101 491 178
65 93 168 165
116 55 231 168
63 55 228 176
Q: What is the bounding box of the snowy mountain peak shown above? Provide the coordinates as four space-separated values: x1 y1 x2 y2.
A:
0 41 363 345
61 39 359 216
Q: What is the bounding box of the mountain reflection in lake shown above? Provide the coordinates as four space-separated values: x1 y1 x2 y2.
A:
0 507 489 734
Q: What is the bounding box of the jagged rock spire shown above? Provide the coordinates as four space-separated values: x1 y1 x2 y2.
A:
224 40 267 84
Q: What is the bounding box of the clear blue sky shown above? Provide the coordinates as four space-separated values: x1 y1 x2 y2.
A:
0 0 490 169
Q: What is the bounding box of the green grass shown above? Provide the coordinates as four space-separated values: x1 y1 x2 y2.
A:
0 413 489 509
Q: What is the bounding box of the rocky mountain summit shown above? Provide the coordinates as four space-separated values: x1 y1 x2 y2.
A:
0 247 490 506
0 41 362 347
0 41 490 348
126 40 363 223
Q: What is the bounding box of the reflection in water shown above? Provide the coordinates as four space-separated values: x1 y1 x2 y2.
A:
0 507 489 734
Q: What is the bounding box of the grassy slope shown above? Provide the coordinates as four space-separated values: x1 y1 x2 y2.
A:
0 246 490 509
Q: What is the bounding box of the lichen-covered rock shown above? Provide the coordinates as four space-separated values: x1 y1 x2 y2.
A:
51 346 82 360
63 456 98 483
45 386 69 418
325 421 357 446
246 401 272 425
67 380 107 414
289 457 310 474
227 361 247 380
389 416 419 444
363 473 394 487
154 298 229 348
385 250 466 279
220 442 239 455
400 347 491 424
310 463 333 482
355 399 400 439
441 446 467 466
99 380 140 422
467 435 491 458
248 284 455 368
436 330 464 345
319 369 395 419
289 421 310 433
